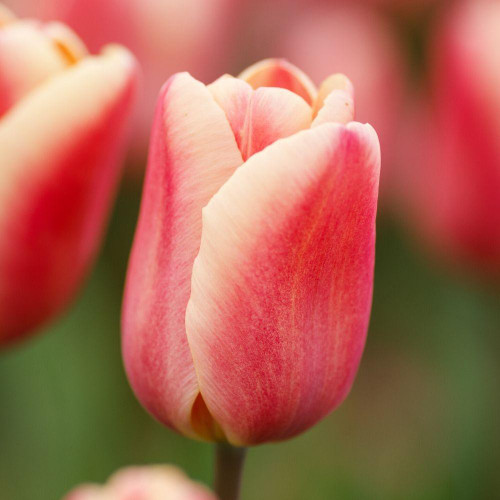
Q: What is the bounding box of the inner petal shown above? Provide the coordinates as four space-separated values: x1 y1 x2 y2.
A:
312 73 355 126
190 393 226 442
241 87 312 160
313 74 354 116
208 75 253 153
209 76 312 161
238 58 317 105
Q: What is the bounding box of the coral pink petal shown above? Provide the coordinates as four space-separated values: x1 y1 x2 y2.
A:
0 46 136 345
186 122 380 445
238 58 317 105
122 72 243 439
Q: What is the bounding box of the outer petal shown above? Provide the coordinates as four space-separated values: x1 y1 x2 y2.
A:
238 58 317 105
0 20 87 116
122 73 243 439
0 46 136 345
186 122 380 445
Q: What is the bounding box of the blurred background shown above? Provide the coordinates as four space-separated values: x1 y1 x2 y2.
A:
1 0 500 498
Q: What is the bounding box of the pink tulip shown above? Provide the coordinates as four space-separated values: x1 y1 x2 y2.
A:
403 0 500 271
272 3 404 200
122 60 380 445
366 0 438 16
64 465 217 500
3 0 237 163
0 6 137 345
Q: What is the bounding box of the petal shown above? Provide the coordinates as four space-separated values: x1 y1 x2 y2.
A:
0 4 14 26
238 58 317 105
240 87 312 160
109 466 217 500
208 75 253 152
0 20 87 116
64 486 109 500
314 73 354 116
42 21 89 64
186 122 380 445
209 75 312 161
64 466 217 500
122 73 243 439
0 45 136 345
312 74 355 125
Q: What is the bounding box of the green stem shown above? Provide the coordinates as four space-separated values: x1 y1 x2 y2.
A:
213 442 247 500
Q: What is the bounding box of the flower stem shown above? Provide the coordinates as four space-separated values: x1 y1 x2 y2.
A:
213 442 247 500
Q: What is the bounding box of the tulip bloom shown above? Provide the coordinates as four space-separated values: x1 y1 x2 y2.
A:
123 59 380 445
5 0 237 162
64 465 216 500
0 7 136 345
404 0 500 271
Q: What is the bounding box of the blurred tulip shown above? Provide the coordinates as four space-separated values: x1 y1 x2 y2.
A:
4 0 238 163
366 0 439 16
64 465 217 500
0 6 137 345
403 0 500 272
122 60 380 445
273 3 405 200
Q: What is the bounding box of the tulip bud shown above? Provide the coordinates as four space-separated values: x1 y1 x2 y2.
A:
0 7 137 345
122 59 380 445
404 0 500 272
64 465 217 500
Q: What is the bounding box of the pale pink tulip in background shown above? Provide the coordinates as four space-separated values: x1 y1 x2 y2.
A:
0 6 137 345
64 465 217 500
122 59 380 445
3 0 237 162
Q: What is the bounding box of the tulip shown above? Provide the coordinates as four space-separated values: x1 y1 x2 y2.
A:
0 6 136 345
64 465 217 500
402 0 500 272
272 3 404 201
366 0 438 16
4 0 238 163
122 59 380 446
